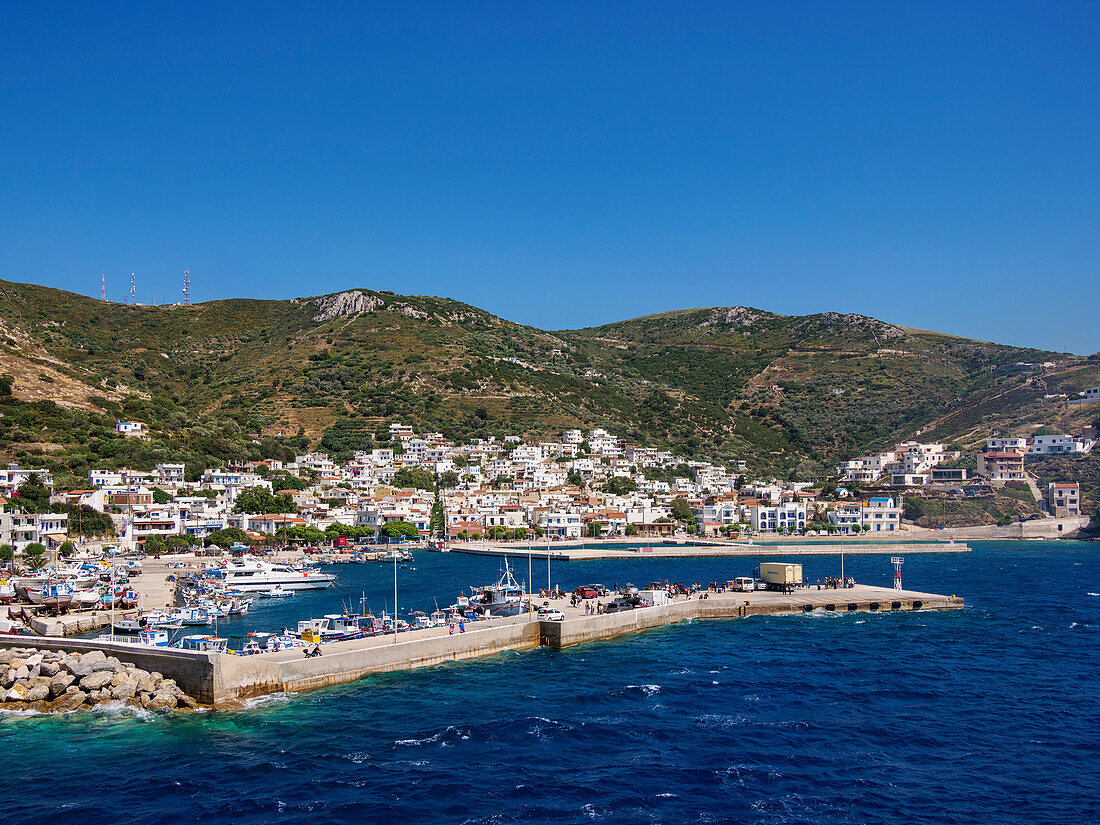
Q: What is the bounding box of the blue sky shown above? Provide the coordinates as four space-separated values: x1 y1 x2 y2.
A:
1 2 1097 352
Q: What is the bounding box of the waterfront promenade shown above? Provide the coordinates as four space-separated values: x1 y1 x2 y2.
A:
0 583 963 707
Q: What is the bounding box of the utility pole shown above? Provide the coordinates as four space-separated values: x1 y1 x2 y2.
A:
100 273 106 302
130 273 136 306
183 269 190 306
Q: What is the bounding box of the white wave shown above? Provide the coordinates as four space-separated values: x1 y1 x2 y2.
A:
242 692 298 710
626 684 661 696
1087 592 1099 597
0 707 44 717
396 725 470 747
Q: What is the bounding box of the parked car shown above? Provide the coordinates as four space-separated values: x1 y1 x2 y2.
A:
537 607 565 622
755 580 769 591
573 585 599 599
604 600 635 613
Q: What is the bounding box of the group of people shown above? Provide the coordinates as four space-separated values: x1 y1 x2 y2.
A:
815 577 855 590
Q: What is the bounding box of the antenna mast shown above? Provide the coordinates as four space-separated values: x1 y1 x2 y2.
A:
100 272 106 302
183 269 191 306
130 273 136 306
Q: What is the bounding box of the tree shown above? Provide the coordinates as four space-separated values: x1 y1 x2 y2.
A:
605 476 637 495
438 470 459 490
58 540 75 557
587 522 603 538
0 544 13 569
513 527 528 540
380 520 419 539
164 535 195 550
392 467 435 491
429 501 446 537
151 488 173 504
24 542 46 570
63 504 116 538
14 475 51 514
144 534 167 556
566 471 584 487
204 527 250 548
625 524 638 536
670 497 694 523
232 487 298 514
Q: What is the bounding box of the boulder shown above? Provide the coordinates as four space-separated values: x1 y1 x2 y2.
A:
91 659 118 673
137 674 160 694
151 690 177 709
4 683 28 701
13 665 29 681
1 669 14 689
53 690 87 712
24 684 49 702
111 680 138 701
49 673 75 697
158 679 178 693
177 693 199 710
79 671 113 691
38 661 60 678
0 650 23 665
66 660 94 678
81 650 107 663
25 653 43 667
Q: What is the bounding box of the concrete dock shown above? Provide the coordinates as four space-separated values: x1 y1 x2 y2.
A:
447 539 971 561
0 584 963 707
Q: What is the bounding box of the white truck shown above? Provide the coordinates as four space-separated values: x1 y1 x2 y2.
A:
637 589 671 607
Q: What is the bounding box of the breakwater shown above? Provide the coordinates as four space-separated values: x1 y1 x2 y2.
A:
0 583 962 707
450 540 971 561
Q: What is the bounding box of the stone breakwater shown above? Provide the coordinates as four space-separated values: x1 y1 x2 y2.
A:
0 647 201 713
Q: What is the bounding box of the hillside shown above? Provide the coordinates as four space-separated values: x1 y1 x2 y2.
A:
1 278 1097 487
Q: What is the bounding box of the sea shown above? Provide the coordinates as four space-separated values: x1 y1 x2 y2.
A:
2 541 1098 824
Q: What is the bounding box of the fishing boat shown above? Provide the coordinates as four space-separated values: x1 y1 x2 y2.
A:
30 582 75 614
176 634 228 653
100 629 172 647
171 606 212 626
465 560 528 618
0 581 14 604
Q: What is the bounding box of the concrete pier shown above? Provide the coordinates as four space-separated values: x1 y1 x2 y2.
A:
448 540 971 561
0 583 963 707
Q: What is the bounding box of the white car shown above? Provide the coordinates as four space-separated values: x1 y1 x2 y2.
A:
754 580 769 591
537 608 565 622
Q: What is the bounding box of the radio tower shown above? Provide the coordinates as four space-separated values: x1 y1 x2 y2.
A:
182 269 191 306
100 272 106 302
130 273 136 306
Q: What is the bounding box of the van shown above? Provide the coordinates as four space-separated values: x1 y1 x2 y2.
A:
732 577 756 592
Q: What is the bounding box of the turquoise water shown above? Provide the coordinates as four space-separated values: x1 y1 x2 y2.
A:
4 542 1099 823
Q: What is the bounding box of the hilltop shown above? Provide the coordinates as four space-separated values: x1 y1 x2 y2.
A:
1 278 1098 487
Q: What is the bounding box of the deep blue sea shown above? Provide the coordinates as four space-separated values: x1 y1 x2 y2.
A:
4 542 1098 824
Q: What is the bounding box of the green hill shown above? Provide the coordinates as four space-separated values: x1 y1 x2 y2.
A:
1 278 1096 487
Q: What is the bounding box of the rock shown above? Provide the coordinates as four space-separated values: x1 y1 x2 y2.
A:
24 684 49 702
1 669 14 689
158 679 178 693
49 673 75 697
177 693 199 710
81 650 106 663
67 660 94 678
91 659 118 673
151 690 177 709
29 665 41 679
111 680 138 701
79 671 113 691
136 674 159 694
25 653 43 667
53 690 87 712
0 650 22 665
38 661 60 678
13 665 29 681
30 700 52 713
4 683 28 701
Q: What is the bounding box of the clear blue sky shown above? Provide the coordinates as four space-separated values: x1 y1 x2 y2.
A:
2 2 1097 353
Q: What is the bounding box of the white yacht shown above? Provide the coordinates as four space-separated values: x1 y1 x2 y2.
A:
218 559 335 592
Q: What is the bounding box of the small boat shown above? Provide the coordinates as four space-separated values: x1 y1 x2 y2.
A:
176 634 228 653
0 581 14 605
259 584 294 599
31 582 75 614
172 606 212 626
